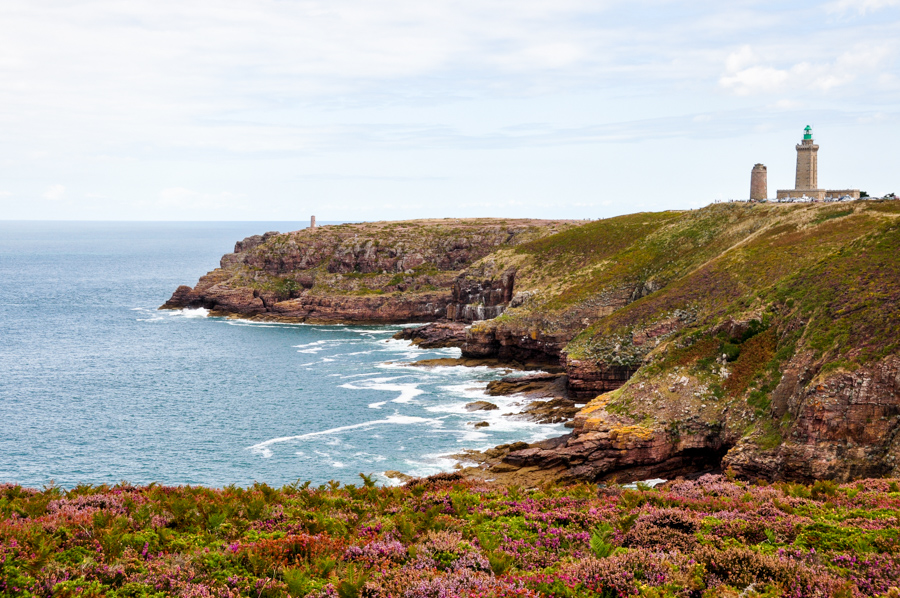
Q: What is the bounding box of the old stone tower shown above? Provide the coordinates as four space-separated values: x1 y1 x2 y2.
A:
795 125 818 189
750 163 767 200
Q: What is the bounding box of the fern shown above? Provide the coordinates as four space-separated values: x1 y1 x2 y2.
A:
590 523 620 558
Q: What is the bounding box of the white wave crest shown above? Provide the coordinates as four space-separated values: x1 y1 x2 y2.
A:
341 378 424 404
247 414 435 458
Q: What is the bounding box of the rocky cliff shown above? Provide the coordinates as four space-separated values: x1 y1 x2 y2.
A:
164 202 900 482
161 219 573 322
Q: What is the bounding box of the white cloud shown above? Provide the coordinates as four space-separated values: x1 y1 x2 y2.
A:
43 184 65 200
719 44 896 95
828 0 900 14
0 191 11 197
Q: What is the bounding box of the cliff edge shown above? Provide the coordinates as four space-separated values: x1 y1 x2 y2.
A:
161 218 574 323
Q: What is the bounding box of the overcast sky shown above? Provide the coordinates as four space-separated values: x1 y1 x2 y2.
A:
1 0 898 221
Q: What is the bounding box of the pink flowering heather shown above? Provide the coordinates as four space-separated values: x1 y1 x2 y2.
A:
1 475 899 597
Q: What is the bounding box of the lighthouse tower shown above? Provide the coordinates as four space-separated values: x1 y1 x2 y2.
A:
795 125 819 190
774 126 861 201
777 125 831 200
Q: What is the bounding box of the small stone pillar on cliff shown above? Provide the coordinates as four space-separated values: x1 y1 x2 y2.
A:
795 125 818 190
310 215 316 228
750 163 767 200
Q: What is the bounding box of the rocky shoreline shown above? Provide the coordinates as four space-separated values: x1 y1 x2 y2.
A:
163 204 900 484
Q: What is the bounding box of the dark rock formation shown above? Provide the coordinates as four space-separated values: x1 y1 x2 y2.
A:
516 397 580 425
485 372 564 396
465 401 499 412
393 321 468 348
502 410 732 484
462 323 568 364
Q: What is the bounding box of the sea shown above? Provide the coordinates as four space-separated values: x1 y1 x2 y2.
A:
0 221 566 489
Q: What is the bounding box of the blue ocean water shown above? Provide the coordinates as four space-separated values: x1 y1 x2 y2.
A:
0 222 564 488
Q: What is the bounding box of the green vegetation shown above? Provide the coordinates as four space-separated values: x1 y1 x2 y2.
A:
3 475 900 597
769 220 900 366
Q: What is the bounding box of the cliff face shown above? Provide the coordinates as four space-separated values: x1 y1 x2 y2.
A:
446 262 516 322
163 202 900 482
161 219 573 322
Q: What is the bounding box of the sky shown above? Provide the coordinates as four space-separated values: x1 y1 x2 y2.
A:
1 0 898 221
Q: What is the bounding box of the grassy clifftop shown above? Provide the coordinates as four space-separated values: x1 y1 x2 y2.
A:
467 201 899 365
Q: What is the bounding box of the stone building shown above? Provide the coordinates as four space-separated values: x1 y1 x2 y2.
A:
750 164 767 200
776 126 860 200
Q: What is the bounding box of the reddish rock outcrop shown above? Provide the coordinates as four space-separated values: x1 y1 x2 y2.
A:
724 355 900 482
461 324 570 364
562 356 639 399
503 401 732 483
485 372 565 396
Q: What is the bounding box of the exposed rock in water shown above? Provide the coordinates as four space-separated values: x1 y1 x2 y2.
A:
465 401 498 412
462 321 569 364
161 285 196 310
473 421 489 428
455 438 571 487
483 372 579 424
485 372 564 396
409 356 562 372
500 408 732 484
393 321 468 348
